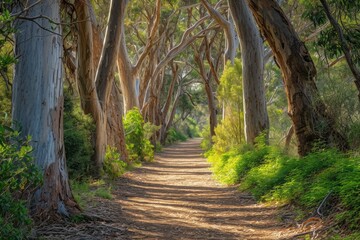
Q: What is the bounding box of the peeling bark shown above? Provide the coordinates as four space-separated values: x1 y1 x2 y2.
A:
12 0 80 218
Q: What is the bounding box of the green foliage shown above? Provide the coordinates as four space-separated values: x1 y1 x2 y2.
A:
200 124 212 151
166 127 187 144
301 0 360 64
206 138 360 230
206 135 267 185
63 90 95 179
124 108 155 162
0 123 42 240
103 146 128 179
330 232 360 240
0 7 15 121
212 59 245 153
171 116 200 140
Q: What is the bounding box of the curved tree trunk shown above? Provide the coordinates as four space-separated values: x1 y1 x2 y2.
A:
246 0 348 156
229 0 269 144
12 0 79 218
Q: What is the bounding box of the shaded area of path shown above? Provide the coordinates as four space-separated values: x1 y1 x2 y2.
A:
112 138 291 239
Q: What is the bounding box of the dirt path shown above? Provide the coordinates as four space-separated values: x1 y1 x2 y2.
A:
36 139 296 239
113 138 295 239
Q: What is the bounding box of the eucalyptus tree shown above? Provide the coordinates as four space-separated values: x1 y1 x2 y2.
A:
12 0 79 217
193 36 220 137
200 0 238 64
246 0 348 156
118 0 212 119
75 0 128 174
228 0 269 144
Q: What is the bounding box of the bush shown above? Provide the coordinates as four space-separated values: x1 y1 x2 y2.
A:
63 90 95 179
103 146 128 179
124 108 155 162
200 124 212 151
0 123 42 239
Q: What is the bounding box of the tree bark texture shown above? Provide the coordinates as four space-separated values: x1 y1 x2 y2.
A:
75 0 128 173
229 0 269 144
12 0 79 218
246 0 348 155
118 32 139 112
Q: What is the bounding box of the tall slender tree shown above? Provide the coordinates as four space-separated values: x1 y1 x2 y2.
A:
229 0 269 144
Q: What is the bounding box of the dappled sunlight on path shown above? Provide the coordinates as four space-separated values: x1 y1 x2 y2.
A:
113 139 292 239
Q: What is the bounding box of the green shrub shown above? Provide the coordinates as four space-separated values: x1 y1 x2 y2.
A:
103 146 128 179
206 140 360 231
200 124 212 151
124 108 155 162
63 90 95 179
0 123 42 240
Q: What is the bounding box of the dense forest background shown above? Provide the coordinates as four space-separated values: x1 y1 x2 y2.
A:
1 0 360 239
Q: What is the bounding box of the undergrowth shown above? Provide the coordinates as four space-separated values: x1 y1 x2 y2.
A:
205 136 360 232
0 123 42 239
124 108 156 162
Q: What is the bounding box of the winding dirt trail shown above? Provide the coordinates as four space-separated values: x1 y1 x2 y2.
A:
37 139 296 239
111 138 293 239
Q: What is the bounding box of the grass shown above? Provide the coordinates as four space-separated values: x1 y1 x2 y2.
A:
71 179 113 208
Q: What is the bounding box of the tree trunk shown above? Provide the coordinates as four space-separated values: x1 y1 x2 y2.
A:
204 79 218 137
246 0 348 156
229 0 269 144
106 83 129 161
201 0 238 64
118 32 139 112
75 0 127 174
12 0 79 218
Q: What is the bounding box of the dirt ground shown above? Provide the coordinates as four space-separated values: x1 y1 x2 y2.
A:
36 139 308 240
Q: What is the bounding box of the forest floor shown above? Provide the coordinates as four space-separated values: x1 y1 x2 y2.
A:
35 139 312 240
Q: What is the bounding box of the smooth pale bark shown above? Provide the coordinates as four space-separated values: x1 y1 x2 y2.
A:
201 0 238 64
159 63 179 144
12 0 79 217
117 0 161 112
229 0 269 144
246 0 348 156
118 32 138 112
320 0 360 101
141 15 210 112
